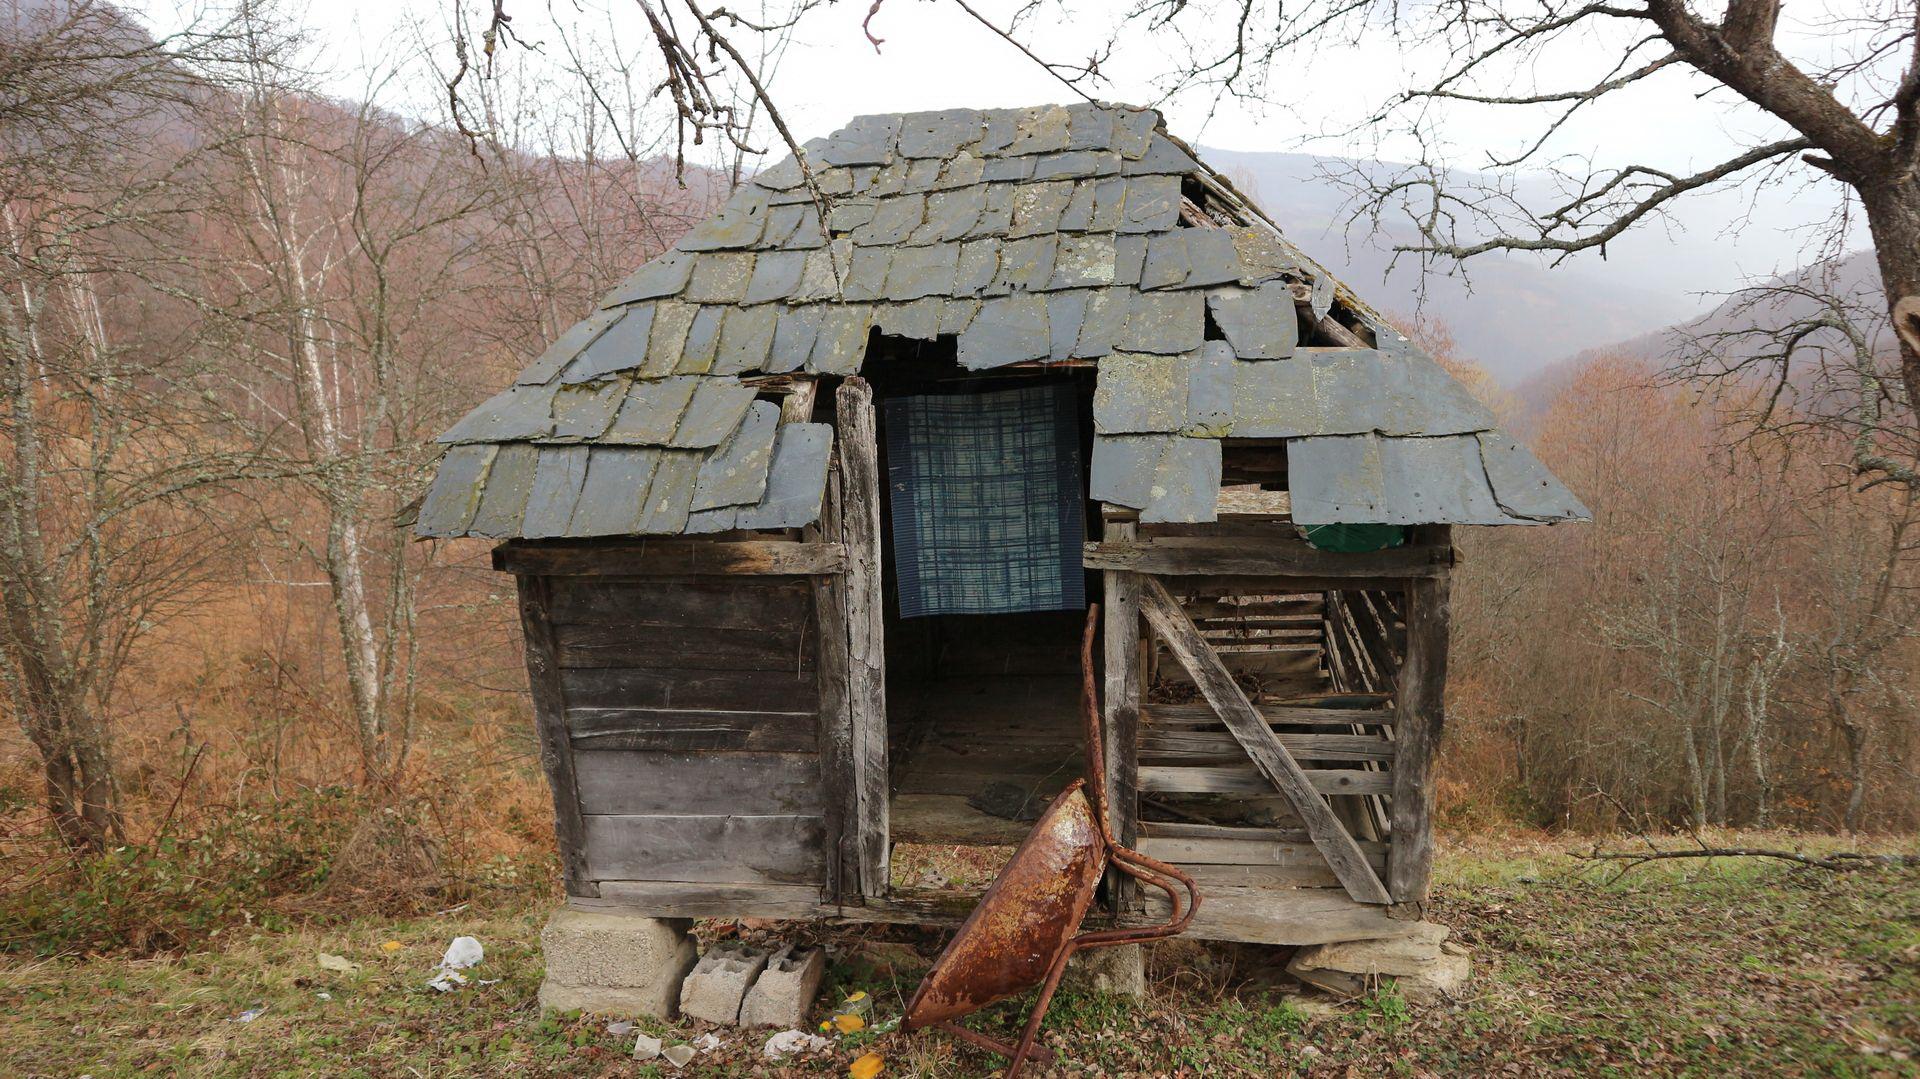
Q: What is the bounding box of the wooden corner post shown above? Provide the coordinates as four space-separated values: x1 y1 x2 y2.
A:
515 572 597 899
1389 526 1453 916
1101 509 1143 909
836 378 889 899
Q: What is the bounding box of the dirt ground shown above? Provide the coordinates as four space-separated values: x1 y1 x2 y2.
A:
2 833 1916 1077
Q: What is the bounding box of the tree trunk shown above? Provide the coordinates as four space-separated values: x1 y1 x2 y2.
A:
1859 178 1920 419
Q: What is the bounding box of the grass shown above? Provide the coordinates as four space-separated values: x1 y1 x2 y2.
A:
2 836 1915 1077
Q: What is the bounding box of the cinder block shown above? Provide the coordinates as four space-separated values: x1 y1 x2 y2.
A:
1064 943 1146 999
538 908 697 1019
739 945 826 1027
678 942 772 1025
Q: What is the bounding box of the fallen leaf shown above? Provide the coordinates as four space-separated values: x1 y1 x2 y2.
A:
380 941 403 952
316 952 361 974
850 1051 884 1079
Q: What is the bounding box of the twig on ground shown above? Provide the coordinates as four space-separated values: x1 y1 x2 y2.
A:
1579 846 1919 873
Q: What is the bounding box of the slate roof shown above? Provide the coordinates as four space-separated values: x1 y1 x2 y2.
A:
416 103 1587 539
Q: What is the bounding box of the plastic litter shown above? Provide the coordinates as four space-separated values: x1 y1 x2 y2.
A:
692 1033 720 1052
764 1030 831 1058
606 1020 635 1037
662 1045 696 1068
232 1005 267 1023
438 937 484 970
850 1050 885 1079
632 1033 663 1060
427 936 485 992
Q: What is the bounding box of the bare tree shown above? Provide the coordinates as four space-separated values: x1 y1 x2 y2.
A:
0 0 248 850
191 10 504 787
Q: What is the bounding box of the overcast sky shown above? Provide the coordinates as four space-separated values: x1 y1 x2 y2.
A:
128 0 1872 317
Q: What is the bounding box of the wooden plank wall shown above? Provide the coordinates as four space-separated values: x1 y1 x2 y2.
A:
544 574 831 893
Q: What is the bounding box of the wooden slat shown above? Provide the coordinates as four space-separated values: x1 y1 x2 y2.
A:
495 539 846 576
1139 833 1384 867
553 620 815 672
838 378 889 899
569 707 818 753
1139 577 1392 905
583 814 826 885
518 575 597 899
1185 600 1323 620
1143 702 1394 728
573 751 824 816
547 575 809 627
1142 728 1394 762
1086 538 1449 579
1140 764 1392 797
562 665 815 714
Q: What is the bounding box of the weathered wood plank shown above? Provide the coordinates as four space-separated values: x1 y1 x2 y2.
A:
1127 883 1411 946
809 461 854 904
1143 702 1394 728
578 881 826 920
1139 833 1386 868
1180 862 1343 888
1390 558 1452 913
518 575 598 899
1086 538 1449 579
562 665 815 714
573 751 824 816
582 814 827 885
1142 729 1395 762
1185 600 1324 620
569 707 819 753
495 540 846 576
838 378 890 898
1140 764 1392 797
553 620 815 672
547 575 810 627
1139 577 1392 905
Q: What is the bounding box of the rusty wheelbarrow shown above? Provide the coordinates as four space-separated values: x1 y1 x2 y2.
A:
902 606 1200 1075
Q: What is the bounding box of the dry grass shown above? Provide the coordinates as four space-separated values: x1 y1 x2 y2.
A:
1 833 1914 1077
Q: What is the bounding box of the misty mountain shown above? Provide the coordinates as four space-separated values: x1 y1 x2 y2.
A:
1203 146 1837 385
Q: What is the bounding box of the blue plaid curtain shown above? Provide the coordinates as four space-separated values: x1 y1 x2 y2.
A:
884 385 1087 618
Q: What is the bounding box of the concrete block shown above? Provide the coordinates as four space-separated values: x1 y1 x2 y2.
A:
679 942 772 1025
1064 944 1146 999
740 945 827 1028
537 908 697 1019
1287 921 1471 1005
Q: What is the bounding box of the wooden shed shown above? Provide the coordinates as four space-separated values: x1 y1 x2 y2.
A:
416 104 1587 947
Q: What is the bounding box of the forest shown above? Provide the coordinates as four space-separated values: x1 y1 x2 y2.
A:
0 0 1914 955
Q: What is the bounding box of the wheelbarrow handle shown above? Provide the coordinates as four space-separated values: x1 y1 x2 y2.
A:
1074 605 1203 949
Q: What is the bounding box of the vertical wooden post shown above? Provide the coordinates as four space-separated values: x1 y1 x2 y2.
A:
1389 527 1453 915
837 378 889 898
515 573 597 899
1101 509 1142 909
807 463 852 904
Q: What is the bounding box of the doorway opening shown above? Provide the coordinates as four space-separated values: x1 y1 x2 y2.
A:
857 335 1101 867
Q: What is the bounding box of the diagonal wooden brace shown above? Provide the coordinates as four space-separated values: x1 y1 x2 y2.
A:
1138 576 1392 905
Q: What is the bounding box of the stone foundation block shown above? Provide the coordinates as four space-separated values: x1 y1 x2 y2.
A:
1064 944 1146 999
1287 921 1471 1004
537 908 697 1019
679 942 772 1025
740 945 826 1028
